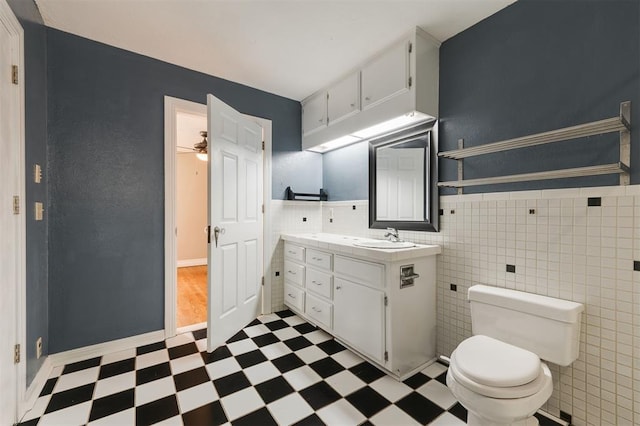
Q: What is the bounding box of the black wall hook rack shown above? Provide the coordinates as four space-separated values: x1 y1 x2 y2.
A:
285 186 328 201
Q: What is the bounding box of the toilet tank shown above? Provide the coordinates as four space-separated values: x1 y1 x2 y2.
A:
468 285 584 366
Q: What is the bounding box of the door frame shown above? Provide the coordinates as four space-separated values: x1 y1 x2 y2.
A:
0 0 26 420
164 96 272 338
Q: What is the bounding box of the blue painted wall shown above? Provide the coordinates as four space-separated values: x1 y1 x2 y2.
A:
7 0 49 385
322 141 368 201
46 29 318 352
438 0 640 194
323 0 640 199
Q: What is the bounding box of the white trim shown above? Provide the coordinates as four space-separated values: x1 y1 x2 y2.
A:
48 330 165 367
257 118 272 315
21 357 52 417
177 258 207 268
164 96 207 339
177 321 207 334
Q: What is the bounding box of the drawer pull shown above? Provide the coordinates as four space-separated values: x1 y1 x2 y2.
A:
288 270 296 275
312 280 322 286
336 286 342 290
311 306 322 313
287 293 296 299
288 250 296 254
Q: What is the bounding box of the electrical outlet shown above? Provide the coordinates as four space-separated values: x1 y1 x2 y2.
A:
34 164 42 183
36 337 42 359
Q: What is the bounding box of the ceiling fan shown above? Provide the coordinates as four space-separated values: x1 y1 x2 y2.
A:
177 130 208 161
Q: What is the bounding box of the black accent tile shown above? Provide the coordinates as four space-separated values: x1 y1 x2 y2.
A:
233 407 278 426
317 339 346 355
529 209 536 214
634 260 640 271
45 383 95 414
272 353 305 373
252 333 280 347
235 349 268 369
536 411 563 426
98 358 135 380
255 376 295 404
201 345 232 364
403 372 430 389
292 413 325 426
506 264 516 273
168 342 199 360
192 328 207 341
395 392 444 424
39 377 57 396
247 318 262 327
136 394 179 426
284 336 313 351
62 356 101 374
560 410 572 424
352 205 356 210
587 197 601 206
136 341 166 356
293 322 317 334
136 362 172 386
275 309 295 318
182 400 227 426
17 419 39 426
449 402 467 422
450 283 457 291
226 330 249 343
264 319 289 331
303 217 307 222
275 271 280 276
438 208 444 216
345 386 391 417
309 357 345 378
450 209 455 214
174 366 210 392
435 371 447 385
212 371 252 397
299 381 341 410
88 389 134 422
349 362 386 383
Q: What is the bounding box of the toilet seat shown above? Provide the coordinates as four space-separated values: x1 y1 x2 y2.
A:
449 335 546 399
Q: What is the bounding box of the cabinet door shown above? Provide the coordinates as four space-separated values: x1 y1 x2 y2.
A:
302 91 327 136
333 277 385 362
328 72 360 126
361 40 409 111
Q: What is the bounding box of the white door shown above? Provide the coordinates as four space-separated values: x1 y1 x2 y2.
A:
0 5 21 423
207 94 263 351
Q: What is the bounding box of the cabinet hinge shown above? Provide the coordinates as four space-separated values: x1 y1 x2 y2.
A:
262 140 265 150
384 296 388 306
12 65 18 85
408 76 412 88
14 344 20 364
13 195 19 215
408 43 412 54
261 276 264 286
261 204 264 214
384 351 388 362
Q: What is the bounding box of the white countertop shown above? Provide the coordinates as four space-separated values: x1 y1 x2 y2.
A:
280 233 441 262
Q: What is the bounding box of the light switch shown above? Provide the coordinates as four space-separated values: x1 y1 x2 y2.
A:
34 164 42 183
34 202 44 221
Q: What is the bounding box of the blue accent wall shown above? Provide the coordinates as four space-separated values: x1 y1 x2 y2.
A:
322 141 368 201
438 0 640 194
46 29 316 352
7 0 49 385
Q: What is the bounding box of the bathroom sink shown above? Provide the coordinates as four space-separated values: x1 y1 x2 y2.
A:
353 241 416 249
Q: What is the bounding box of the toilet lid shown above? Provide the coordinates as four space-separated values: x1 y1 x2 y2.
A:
454 335 541 387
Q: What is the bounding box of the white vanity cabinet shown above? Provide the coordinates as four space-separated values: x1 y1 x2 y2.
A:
327 72 360 126
282 233 441 380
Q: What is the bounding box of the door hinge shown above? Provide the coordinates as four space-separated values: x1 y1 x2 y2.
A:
384 295 388 306
206 225 211 244
261 204 264 214
408 42 412 54
13 195 19 215
384 351 388 362
408 76 412 88
261 276 264 286
14 344 20 364
262 140 265 150
12 65 18 85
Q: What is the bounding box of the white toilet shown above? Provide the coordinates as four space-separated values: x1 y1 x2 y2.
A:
446 285 584 426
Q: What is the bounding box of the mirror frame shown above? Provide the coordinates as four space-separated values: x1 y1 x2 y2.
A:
368 122 439 232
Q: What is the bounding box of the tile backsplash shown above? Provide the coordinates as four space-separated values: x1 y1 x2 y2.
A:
270 185 640 425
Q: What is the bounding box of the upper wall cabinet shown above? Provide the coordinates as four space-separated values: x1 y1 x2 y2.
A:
301 27 440 152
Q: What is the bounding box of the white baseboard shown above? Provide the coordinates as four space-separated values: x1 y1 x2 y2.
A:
49 330 165 367
20 356 53 419
177 258 207 267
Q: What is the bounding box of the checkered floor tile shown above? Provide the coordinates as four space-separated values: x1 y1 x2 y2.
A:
18 310 561 425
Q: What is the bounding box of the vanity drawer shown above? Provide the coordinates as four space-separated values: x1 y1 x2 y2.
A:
284 260 305 286
285 284 305 311
305 293 332 329
284 243 305 262
307 249 332 271
334 255 385 288
305 268 333 299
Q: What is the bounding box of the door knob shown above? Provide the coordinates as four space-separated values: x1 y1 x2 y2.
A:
213 226 225 247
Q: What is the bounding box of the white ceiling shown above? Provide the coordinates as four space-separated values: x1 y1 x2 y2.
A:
35 0 516 101
176 111 206 153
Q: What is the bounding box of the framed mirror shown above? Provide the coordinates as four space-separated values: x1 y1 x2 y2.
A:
368 123 439 232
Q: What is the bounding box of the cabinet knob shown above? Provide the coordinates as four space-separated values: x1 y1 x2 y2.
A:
318 118 324 123
364 96 370 101
350 103 355 107
287 293 295 299
312 280 321 286
336 286 342 290
288 270 296 275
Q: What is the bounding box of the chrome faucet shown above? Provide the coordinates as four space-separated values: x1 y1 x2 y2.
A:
384 227 401 242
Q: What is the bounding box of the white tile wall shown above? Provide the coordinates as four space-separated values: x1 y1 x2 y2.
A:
269 185 640 425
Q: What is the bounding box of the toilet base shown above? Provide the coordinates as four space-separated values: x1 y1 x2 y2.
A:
467 411 539 426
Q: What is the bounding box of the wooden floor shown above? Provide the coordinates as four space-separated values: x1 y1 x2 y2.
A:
177 266 207 328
